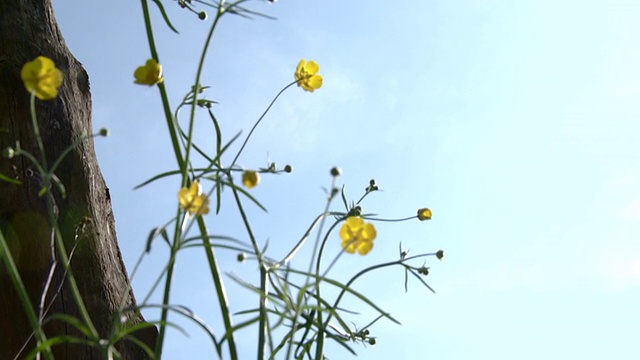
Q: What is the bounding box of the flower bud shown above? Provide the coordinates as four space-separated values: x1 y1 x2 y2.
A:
368 338 376 346
417 208 432 221
418 267 429 275
436 250 444 260
237 252 247 262
284 164 293 173
348 205 362 217
330 166 342 177
99 128 110 137
198 11 207 20
366 179 379 192
242 171 260 189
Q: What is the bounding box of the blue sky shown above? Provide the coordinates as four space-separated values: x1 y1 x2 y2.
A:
52 0 640 358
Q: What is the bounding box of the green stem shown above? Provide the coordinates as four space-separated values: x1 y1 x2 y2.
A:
196 216 238 360
184 4 226 188
229 82 296 169
311 220 342 360
140 0 185 177
47 199 99 340
154 212 187 357
29 91 99 344
0 231 54 360
231 187 267 359
321 253 435 331
29 93 48 170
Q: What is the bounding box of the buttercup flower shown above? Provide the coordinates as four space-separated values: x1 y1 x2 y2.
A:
294 59 322 92
134 59 164 86
21 56 63 100
178 180 210 215
417 208 432 221
339 216 377 255
242 171 260 189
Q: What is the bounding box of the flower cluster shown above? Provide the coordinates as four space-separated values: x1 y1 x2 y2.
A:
178 180 210 215
134 59 164 86
21 56 63 100
294 59 323 92
339 216 377 255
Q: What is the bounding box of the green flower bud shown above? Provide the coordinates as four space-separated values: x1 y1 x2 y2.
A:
99 128 110 137
198 11 207 20
348 205 362 217
366 179 379 192
237 252 246 262
330 166 342 177
284 164 293 173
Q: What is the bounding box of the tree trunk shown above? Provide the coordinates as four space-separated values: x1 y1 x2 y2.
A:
0 0 156 358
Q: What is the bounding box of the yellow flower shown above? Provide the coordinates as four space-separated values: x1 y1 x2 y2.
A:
339 217 377 255
134 59 164 86
417 208 432 221
294 59 322 92
21 56 63 100
242 171 260 189
178 180 210 215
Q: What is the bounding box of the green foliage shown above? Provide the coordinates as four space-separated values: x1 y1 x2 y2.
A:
0 1 443 359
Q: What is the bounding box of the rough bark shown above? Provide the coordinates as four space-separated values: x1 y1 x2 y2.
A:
0 0 156 358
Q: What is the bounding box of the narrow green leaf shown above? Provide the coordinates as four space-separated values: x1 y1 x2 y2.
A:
0 172 20 184
46 313 96 340
151 0 179 33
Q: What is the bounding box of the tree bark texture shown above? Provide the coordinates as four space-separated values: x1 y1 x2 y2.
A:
0 0 156 358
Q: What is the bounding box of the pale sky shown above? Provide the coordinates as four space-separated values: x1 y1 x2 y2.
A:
52 0 640 358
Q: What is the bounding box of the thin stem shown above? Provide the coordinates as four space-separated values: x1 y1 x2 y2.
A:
30 91 99 340
154 211 186 356
0 231 54 360
322 253 437 329
231 186 267 359
184 5 226 188
140 0 185 176
196 216 239 360
311 220 342 360
29 93 48 170
229 82 297 168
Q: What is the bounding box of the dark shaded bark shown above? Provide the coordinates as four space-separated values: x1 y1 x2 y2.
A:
0 0 156 358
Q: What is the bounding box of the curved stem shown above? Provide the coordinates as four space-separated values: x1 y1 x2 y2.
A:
183 4 226 188
229 82 297 168
322 253 436 329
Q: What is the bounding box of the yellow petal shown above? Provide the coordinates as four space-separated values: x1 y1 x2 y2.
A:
307 75 322 90
134 66 149 84
304 61 319 74
345 216 363 228
189 181 202 196
341 237 357 254
361 222 377 241
356 240 373 255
